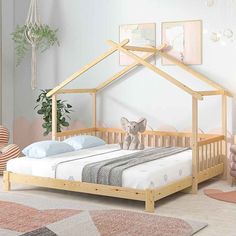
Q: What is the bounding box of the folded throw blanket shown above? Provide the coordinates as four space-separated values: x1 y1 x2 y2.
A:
82 147 189 186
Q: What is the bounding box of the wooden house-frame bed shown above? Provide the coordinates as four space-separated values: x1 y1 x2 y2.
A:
3 39 233 213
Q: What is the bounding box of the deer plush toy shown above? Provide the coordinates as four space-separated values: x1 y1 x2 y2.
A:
120 117 147 150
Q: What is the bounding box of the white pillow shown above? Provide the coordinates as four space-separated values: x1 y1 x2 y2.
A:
63 135 106 150
22 140 74 158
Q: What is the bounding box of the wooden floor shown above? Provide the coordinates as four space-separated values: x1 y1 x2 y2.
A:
0 177 235 236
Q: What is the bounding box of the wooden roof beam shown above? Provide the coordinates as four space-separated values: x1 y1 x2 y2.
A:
107 40 203 100
197 90 222 96
124 45 165 53
159 51 233 97
197 90 232 97
125 45 232 97
56 89 97 94
96 53 154 91
96 44 168 92
47 39 130 97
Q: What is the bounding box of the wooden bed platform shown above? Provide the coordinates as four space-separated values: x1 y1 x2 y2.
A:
3 129 225 212
3 39 232 213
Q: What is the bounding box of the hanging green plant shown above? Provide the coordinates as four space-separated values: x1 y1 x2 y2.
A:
34 90 73 136
12 24 59 66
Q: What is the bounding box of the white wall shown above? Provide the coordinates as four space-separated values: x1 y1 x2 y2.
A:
1 0 15 141
12 0 236 146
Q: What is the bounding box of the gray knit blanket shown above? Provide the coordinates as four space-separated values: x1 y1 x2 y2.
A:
82 147 189 186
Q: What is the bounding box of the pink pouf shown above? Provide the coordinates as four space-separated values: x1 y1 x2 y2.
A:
230 145 236 181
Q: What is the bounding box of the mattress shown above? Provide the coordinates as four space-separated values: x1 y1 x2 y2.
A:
7 144 192 190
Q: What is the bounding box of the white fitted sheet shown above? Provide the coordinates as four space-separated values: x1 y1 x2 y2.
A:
7 144 192 190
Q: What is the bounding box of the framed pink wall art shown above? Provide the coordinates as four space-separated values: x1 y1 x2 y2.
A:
162 20 202 65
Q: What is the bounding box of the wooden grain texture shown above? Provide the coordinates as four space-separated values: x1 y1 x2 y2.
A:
96 127 217 139
4 130 225 213
56 128 96 138
8 172 146 201
198 135 224 146
3 171 10 191
154 176 192 200
145 189 155 213
198 164 224 183
197 90 225 96
123 44 167 53
221 95 228 179
51 95 57 140
192 97 198 193
92 93 96 128
56 89 97 94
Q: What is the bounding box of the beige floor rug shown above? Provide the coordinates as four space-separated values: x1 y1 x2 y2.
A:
204 188 236 203
0 197 207 236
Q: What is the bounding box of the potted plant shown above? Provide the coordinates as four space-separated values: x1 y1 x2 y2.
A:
11 0 60 89
34 90 73 136
12 24 59 66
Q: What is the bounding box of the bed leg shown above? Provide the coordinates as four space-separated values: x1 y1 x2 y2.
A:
145 189 155 213
191 177 198 194
181 177 198 194
3 171 11 191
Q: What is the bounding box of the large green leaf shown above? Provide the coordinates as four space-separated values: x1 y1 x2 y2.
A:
62 121 69 127
37 110 44 114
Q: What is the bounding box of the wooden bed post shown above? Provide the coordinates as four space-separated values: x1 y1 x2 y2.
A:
192 96 198 193
52 94 57 140
222 95 228 179
92 93 96 128
145 189 155 213
3 171 10 191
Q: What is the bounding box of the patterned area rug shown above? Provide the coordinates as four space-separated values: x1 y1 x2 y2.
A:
204 189 236 203
0 200 207 236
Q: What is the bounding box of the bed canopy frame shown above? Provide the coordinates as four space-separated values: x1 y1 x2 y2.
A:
4 39 232 213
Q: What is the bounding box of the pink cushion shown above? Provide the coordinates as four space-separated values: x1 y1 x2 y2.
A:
230 162 236 171
230 145 236 155
0 126 9 145
0 144 20 161
230 153 236 162
230 170 236 177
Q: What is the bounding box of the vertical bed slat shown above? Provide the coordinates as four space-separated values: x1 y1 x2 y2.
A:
216 141 220 164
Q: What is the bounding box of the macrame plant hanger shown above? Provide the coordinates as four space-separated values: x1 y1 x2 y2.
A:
25 0 41 90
